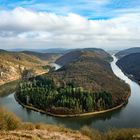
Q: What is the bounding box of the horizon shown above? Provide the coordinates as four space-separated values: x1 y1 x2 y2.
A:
2 47 140 52
0 0 140 50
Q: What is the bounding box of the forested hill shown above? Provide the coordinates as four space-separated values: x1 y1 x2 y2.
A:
50 50 129 100
55 48 112 66
115 47 140 59
17 50 130 115
117 53 140 84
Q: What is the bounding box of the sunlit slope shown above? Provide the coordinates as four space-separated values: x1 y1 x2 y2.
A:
0 50 48 85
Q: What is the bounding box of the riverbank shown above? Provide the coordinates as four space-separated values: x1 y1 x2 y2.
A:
0 71 48 96
0 78 19 87
117 65 140 85
0 70 47 87
14 92 131 118
0 80 19 97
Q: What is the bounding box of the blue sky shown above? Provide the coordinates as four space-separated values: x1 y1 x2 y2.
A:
0 0 140 19
0 0 140 49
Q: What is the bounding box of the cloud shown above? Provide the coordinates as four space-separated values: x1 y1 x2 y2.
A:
0 7 140 49
1 0 140 19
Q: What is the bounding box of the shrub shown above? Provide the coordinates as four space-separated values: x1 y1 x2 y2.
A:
104 128 140 140
80 126 102 140
0 107 21 130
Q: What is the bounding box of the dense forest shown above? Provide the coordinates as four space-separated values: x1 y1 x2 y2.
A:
16 50 130 115
17 77 113 114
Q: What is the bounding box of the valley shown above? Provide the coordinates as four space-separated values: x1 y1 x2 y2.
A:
1 52 140 131
0 48 140 132
16 49 130 116
0 1 140 139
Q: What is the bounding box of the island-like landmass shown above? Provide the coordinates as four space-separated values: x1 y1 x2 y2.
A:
16 49 130 117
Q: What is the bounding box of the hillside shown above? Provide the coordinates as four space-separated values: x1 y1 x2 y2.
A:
17 50 130 116
50 50 129 103
56 48 113 66
0 130 89 140
115 47 140 59
0 50 49 85
43 48 70 54
22 51 60 62
0 108 90 140
116 53 140 84
1 108 140 140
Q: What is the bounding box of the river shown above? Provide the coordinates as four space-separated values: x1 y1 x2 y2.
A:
50 63 61 70
0 55 140 131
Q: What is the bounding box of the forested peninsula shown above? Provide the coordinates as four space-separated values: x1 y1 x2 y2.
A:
16 49 130 117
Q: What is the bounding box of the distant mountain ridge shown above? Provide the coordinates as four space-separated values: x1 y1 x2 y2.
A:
7 48 70 54
21 51 60 61
0 49 7 53
43 48 70 54
56 48 112 66
115 47 140 59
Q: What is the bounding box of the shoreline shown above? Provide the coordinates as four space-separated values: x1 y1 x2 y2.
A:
14 92 131 118
0 79 19 87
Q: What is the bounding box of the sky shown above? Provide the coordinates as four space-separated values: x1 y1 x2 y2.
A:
0 0 140 50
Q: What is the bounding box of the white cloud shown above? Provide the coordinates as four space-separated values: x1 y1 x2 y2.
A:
0 7 140 50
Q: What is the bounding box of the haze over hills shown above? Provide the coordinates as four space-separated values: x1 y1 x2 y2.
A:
117 53 140 84
7 48 70 54
115 47 140 59
43 48 70 54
